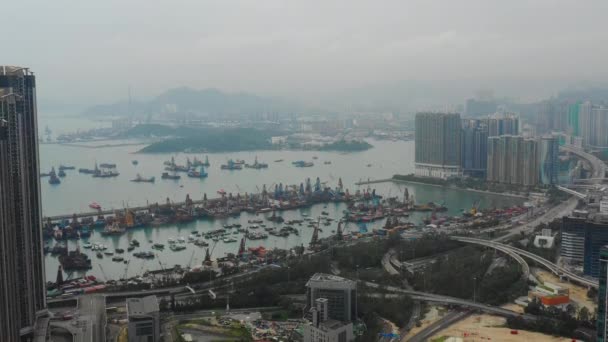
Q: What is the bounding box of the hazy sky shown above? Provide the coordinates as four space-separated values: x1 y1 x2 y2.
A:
3 1 608 109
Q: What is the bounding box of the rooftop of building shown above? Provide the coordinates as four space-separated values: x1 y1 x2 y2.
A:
306 273 357 289
0 66 32 76
316 319 351 332
127 295 159 317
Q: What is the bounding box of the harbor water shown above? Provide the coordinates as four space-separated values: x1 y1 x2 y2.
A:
39 120 523 280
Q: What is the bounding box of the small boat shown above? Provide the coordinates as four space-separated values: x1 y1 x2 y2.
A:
115 248 125 254
104 251 114 256
223 237 237 243
89 202 102 210
131 174 155 183
112 256 124 262
274 159 284 162
96 252 103 259
312 156 318 160
130 239 140 247
48 167 61 184
217 189 227 196
292 161 314 167
58 169 66 177
83 243 92 249
161 172 181 180
367 164 372 167
324 161 332 165
169 244 186 252
99 163 116 168
152 243 165 250
58 165 75 171
127 246 135 252
132 160 138 165
40 172 51 177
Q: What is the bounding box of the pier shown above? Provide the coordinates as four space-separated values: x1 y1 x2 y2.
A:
44 197 217 222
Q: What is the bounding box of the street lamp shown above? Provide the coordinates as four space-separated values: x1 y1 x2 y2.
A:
473 276 477 303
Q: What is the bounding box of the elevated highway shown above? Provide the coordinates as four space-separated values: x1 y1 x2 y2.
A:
363 281 537 320
561 145 607 180
451 236 598 288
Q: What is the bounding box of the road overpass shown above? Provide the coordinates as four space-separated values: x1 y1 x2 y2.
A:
451 236 598 288
561 145 607 180
363 281 537 320
556 185 587 199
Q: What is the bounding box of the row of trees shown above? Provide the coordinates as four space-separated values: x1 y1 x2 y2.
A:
507 298 595 338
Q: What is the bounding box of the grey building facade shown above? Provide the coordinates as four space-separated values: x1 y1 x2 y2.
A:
486 135 538 186
306 273 357 322
0 66 47 341
127 296 160 342
415 112 462 179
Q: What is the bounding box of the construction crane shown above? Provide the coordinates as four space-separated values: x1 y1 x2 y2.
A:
156 253 166 272
122 260 130 281
138 260 148 277
97 264 108 282
186 250 196 270
310 216 321 247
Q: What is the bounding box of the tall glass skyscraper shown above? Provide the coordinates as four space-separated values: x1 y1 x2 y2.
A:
539 136 559 185
0 66 47 341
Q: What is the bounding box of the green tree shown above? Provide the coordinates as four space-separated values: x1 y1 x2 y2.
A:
578 307 590 322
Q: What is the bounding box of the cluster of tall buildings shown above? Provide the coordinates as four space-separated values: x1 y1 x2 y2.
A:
537 100 608 148
0 66 48 341
415 112 558 186
486 135 540 186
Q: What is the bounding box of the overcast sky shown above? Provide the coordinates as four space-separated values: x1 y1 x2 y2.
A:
3 0 608 109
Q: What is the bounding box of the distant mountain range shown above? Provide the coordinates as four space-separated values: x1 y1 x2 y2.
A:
82 83 608 118
83 87 302 117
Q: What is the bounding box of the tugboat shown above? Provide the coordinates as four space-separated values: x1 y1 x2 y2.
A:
131 174 155 183
161 172 181 180
49 167 61 185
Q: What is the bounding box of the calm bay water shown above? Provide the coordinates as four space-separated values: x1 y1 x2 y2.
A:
38 118 522 280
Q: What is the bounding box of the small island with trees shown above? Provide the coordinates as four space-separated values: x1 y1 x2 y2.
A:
129 124 373 153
